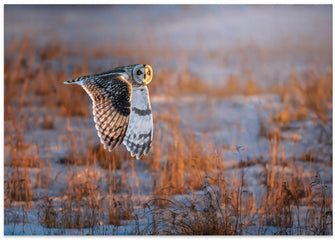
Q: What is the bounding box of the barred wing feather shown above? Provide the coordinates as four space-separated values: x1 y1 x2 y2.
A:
123 86 153 159
82 76 132 151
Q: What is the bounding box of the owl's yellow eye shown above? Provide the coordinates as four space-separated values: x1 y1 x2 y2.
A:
137 70 143 75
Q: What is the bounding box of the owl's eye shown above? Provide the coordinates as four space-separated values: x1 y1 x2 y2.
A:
137 70 143 75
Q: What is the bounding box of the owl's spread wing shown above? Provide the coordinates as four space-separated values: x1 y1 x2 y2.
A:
123 86 153 159
82 75 132 151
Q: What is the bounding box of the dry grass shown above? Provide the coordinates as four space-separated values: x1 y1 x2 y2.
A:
6 154 41 168
38 195 103 230
270 70 332 127
4 37 332 235
107 194 134 226
59 142 128 170
171 65 264 99
5 169 33 203
144 117 225 196
141 133 332 235
143 187 236 235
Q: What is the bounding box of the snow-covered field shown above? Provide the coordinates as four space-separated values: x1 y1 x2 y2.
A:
4 5 332 235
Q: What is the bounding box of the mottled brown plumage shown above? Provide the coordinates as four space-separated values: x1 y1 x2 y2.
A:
64 64 153 159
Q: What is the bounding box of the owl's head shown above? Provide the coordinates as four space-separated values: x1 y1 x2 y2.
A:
131 64 153 86
112 64 153 87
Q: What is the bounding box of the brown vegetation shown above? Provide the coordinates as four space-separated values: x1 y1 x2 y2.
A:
4 37 332 235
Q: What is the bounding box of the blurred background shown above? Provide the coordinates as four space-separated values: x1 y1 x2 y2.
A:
4 5 333 235
5 5 332 78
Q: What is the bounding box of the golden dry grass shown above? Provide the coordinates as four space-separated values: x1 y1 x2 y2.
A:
4 37 332 235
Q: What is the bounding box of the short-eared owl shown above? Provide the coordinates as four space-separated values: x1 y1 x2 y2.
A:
64 64 153 159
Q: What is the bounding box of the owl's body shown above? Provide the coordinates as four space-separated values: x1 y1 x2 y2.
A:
64 64 153 159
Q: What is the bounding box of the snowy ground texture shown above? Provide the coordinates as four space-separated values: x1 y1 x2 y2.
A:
4 5 332 235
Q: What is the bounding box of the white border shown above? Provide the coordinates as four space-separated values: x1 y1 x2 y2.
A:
2 1 335 4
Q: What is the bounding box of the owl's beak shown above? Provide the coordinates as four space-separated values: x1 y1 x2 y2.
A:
143 65 153 85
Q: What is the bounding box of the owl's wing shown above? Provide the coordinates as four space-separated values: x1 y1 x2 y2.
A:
82 75 132 151
123 86 153 159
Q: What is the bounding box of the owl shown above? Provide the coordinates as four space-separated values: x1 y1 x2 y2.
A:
64 64 153 159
